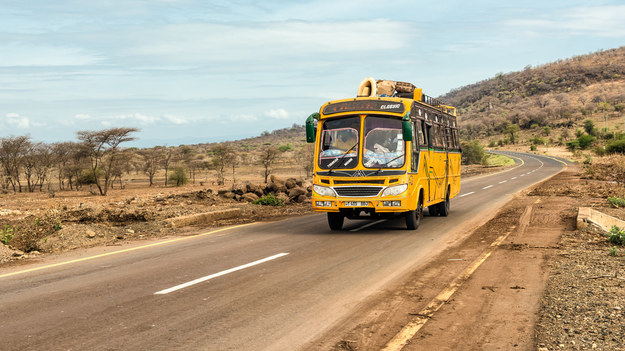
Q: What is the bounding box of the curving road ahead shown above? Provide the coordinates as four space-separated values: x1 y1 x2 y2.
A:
0 152 567 351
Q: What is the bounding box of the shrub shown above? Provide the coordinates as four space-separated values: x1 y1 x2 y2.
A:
79 168 105 185
0 225 14 245
577 134 595 149
488 140 497 147
607 225 625 246
606 139 625 154
278 144 293 152
252 194 284 206
168 167 189 186
530 144 537 151
608 197 625 208
460 140 486 165
592 146 606 156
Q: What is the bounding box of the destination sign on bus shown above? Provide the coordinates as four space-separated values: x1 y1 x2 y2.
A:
322 100 405 115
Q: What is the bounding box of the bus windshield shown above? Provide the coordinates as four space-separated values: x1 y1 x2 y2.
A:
318 116 360 169
363 116 404 168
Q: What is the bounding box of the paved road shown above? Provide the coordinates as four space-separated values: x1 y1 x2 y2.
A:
0 152 567 351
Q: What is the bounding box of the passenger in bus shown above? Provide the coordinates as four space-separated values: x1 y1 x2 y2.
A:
334 131 358 151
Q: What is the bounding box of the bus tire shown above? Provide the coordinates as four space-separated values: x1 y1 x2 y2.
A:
327 212 344 230
405 198 423 230
437 187 450 217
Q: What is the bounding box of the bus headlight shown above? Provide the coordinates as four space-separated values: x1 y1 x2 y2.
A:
313 184 336 197
381 184 407 197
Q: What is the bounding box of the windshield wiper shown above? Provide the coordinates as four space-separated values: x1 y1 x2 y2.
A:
328 142 358 174
375 153 405 174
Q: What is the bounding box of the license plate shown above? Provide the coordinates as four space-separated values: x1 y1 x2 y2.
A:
344 201 370 207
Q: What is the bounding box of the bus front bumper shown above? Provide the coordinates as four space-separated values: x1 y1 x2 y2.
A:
312 195 410 215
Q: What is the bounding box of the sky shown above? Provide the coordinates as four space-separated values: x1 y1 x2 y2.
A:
2 0 625 147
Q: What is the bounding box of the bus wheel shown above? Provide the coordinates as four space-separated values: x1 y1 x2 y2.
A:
438 188 450 217
406 198 423 230
327 212 344 230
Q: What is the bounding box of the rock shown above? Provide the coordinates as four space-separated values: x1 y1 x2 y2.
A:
12 250 24 257
285 178 297 189
270 174 285 186
222 192 236 199
232 184 246 195
288 187 307 199
86 230 96 238
276 193 290 204
296 195 308 203
127 229 135 234
242 193 259 202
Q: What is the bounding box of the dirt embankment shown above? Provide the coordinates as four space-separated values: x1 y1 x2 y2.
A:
317 165 625 350
0 175 315 264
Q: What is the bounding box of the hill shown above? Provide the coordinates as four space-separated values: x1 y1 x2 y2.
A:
439 47 625 143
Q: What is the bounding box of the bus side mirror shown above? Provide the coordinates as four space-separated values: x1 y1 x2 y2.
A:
306 113 319 143
402 113 412 142
402 120 412 142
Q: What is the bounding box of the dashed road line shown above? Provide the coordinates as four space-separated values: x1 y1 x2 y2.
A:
498 180 507 184
350 219 388 232
154 253 289 295
482 185 493 189
458 191 475 198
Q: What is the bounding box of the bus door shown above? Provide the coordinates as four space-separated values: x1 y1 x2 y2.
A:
425 121 436 203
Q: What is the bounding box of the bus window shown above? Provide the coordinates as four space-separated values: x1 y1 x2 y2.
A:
318 116 360 169
363 116 405 168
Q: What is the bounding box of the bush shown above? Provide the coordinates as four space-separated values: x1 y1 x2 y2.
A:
460 140 485 165
607 225 625 246
278 144 293 152
0 225 14 245
592 146 606 156
79 168 105 185
168 167 189 186
606 139 625 154
252 194 284 206
608 197 625 208
577 134 595 149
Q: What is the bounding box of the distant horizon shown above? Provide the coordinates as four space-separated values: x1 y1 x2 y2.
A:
3 1 625 147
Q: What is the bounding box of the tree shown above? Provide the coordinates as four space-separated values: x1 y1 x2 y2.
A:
583 119 596 136
76 127 139 195
211 145 234 186
161 147 174 187
139 147 163 186
0 135 31 192
259 146 279 183
503 124 520 144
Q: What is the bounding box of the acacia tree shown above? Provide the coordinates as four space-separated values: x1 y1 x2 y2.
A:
76 127 138 195
259 145 279 183
139 147 163 186
22 142 52 192
211 145 233 185
0 135 31 192
161 147 174 187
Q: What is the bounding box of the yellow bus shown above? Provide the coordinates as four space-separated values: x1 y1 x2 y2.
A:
305 78 461 230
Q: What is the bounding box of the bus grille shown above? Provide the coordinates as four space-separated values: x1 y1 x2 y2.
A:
334 186 383 197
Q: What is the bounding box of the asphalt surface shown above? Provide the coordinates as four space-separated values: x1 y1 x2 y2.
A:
0 152 567 351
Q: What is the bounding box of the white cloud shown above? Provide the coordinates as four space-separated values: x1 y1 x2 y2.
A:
112 113 160 124
123 20 414 65
0 43 103 67
5 113 30 128
228 114 258 122
264 108 289 120
75 114 92 120
504 5 625 38
163 114 190 124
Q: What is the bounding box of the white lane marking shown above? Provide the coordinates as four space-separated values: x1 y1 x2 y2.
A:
154 253 289 295
520 174 525 177
350 219 387 232
482 185 493 190
458 191 475 197
498 180 507 184
511 177 517 179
